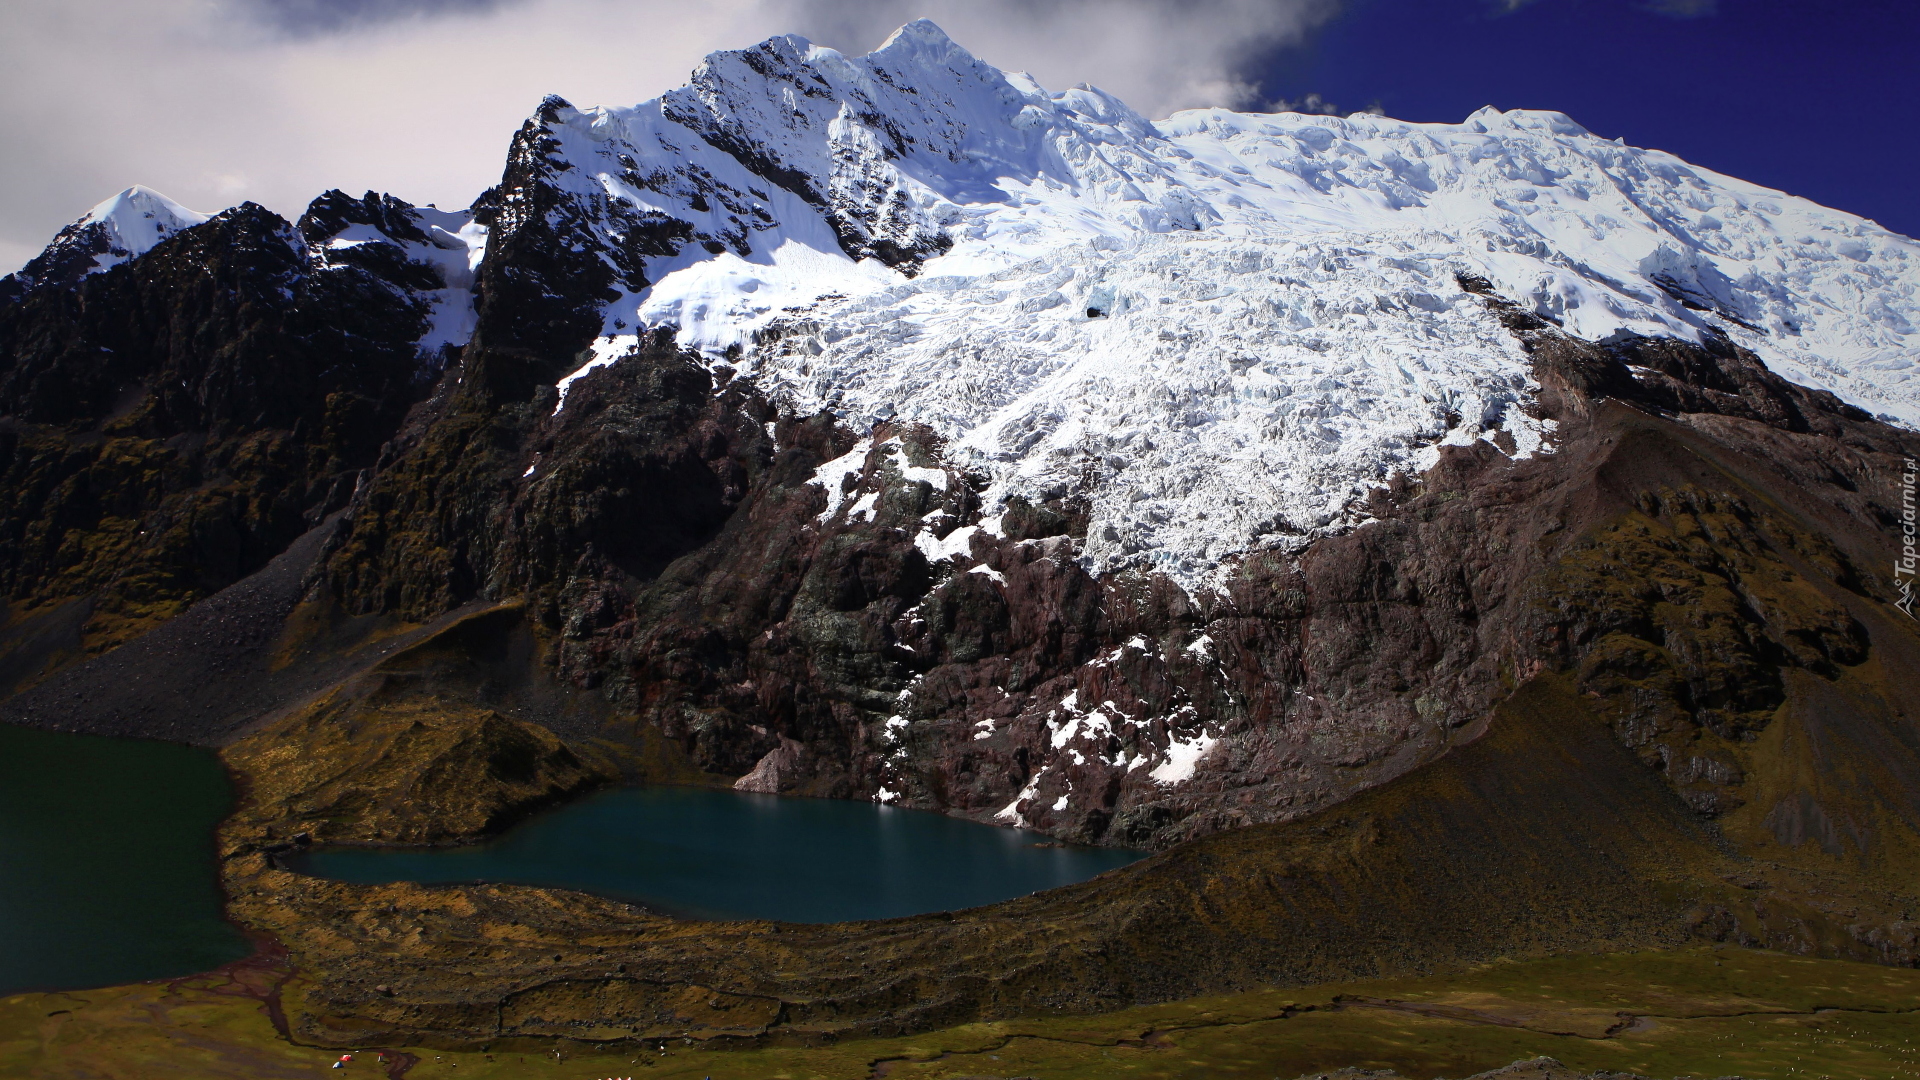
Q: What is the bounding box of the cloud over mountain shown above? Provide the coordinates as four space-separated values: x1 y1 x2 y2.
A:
0 0 1338 274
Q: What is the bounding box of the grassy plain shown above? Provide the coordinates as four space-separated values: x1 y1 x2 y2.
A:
5 946 1918 1080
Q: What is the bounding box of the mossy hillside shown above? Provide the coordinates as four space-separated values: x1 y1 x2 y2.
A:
225 689 615 849
1718 661 1920 905
1535 482 1876 816
1527 456 1920 923
6 947 1919 1079
320 405 527 623
0 425 315 665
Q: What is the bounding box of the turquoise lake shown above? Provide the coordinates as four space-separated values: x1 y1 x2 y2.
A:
0 723 248 996
291 785 1146 923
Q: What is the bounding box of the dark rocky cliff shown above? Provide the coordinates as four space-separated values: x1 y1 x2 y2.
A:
0 192 458 682
278 260 1920 853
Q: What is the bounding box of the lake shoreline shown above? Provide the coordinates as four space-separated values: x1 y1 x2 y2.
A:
279 784 1145 924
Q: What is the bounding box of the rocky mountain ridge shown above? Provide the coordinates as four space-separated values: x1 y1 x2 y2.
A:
0 188 477 674
499 19 1919 586
0 186 207 305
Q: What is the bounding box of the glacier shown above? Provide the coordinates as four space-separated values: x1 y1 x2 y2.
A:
514 20 1917 582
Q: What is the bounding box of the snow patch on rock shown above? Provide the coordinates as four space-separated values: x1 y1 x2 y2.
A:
968 564 1008 586
808 437 874 522
995 771 1042 826
916 524 984 564
1150 729 1219 786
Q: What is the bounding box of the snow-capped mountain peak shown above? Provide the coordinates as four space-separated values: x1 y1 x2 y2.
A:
511 22 1916 583
81 185 209 262
4 183 485 365
12 23 1913 586
1 185 208 302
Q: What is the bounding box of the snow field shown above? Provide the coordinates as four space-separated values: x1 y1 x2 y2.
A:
308 205 487 360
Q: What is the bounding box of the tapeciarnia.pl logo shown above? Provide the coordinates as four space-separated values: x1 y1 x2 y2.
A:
1899 457 1918 619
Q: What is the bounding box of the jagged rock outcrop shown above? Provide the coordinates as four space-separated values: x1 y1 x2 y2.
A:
0 190 468 677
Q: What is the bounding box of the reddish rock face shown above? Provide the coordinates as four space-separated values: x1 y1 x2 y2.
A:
289 287 1918 852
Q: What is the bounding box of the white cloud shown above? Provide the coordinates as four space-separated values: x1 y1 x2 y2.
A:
1267 91 1380 116
779 0 1340 118
0 0 1339 274
0 0 768 268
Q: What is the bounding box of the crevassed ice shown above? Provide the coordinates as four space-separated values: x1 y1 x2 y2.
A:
748 231 1547 579
537 21 1918 581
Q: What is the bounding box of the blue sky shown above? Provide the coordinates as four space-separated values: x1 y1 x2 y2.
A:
1253 0 1920 237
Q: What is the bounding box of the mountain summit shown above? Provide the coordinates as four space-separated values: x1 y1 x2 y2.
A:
458 21 1919 579
0 186 208 303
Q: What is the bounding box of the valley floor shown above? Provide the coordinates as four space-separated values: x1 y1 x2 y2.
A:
5 946 1917 1079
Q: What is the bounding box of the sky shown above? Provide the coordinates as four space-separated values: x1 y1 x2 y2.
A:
1256 0 1920 240
1 0 1915 273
